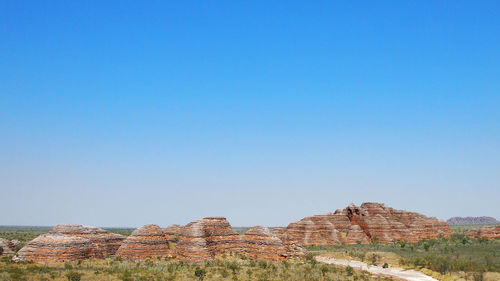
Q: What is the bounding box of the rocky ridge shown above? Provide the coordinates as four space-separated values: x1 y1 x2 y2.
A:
12 202 452 263
447 216 499 225
466 225 500 240
284 202 451 246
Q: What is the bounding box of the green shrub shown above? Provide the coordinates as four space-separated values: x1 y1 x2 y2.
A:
65 271 82 281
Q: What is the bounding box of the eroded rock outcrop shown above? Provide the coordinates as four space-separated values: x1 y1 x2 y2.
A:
284 213 370 246
242 226 288 260
49 224 125 256
0 238 15 255
245 226 306 260
175 217 243 262
116 224 172 260
13 234 100 262
164 224 183 242
344 203 451 243
466 225 500 240
284 202 451 246
175 217 304 262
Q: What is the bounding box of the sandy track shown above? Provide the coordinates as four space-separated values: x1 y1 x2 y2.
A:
316 256 439 281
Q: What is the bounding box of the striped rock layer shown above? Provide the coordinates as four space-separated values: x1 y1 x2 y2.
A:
0 238 15 255
175 218 305 262
116 224 173 260
466 225 500 240
242 226 289 260
49 224 125 256
175 217 244 262
284 202 451 246
13 234 100 263
14 224 126 263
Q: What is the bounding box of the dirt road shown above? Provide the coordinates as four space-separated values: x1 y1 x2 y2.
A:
316 256 439 281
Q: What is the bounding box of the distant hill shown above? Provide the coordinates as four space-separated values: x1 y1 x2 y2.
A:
447 216 499 225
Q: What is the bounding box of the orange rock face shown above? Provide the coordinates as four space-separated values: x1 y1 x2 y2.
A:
175 217 243 262
49 224 125 257
284 213 370 246
344 203 451 243
284 202 451 246
242 226 288 260
164 224 183 242
116 224 172 260
13 234 100 263
175 217 305 263
466 225 500 239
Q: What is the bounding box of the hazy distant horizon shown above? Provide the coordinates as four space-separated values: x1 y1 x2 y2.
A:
1 1 499 227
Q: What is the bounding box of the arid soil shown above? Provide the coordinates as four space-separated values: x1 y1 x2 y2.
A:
316 255 439 281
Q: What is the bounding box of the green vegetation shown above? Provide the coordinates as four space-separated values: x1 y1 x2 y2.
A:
0 256 391 281
1 225 499 281
0 226 52 244
308 231 500 280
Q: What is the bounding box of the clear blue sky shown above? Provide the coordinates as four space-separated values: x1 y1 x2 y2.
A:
1 1 499 227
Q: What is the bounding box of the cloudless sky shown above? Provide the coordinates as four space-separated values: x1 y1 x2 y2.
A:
1 1 499 227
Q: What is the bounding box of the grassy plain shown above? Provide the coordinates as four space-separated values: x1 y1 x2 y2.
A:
0 255 389 281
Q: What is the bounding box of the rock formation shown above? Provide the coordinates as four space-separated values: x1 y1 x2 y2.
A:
0 238 15 255
242 226 288 260
283 202 451 246
116 224 172 260
175 217 304 262
343 203 451 243
164 224 183 242
284 213 370 246
447 216 499 225
175 217 243 262
466 225 500 240
0 238 20 254
8 239 21 251
13 234 100 263
49 224 125 256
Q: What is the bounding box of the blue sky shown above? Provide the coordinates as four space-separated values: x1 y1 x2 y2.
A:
1 1 499 227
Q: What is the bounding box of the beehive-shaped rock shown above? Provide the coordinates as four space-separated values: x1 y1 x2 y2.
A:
50 224 125 256
0 238 15 255
116 224 172 260
13 234 99 263
164 224 183 242
242 226 288 260
284 213 370 246
175 217 243 262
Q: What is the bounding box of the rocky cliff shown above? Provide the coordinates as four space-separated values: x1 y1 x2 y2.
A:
13 234 100 262
466 225 500 240
284 202 451 246
447 216 499 225
116 224 172 260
